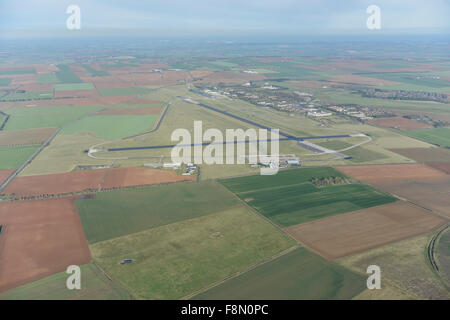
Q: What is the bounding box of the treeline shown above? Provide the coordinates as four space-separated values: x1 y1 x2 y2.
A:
358 88 448 103
309 176 354 187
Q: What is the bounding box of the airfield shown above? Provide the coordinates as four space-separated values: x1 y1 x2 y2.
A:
0 47 449 300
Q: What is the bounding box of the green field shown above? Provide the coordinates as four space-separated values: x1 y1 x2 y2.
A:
36 73 60 84
55 64 82 83
82 64 110 77
90 206 295 299
0 145 39 170
98 87 152 97
76 181 240 243
61 114 157 139
219 167 345 193
0 69 35 75
220 167 397 226
193 247 366 300
54 83 95 91
403 128 450 148
0 263 133 300
0 78 12 86
4 105 104 131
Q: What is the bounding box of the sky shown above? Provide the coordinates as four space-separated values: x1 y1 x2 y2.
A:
0 0 449 38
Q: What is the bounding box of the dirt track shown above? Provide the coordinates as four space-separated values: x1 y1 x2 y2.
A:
284 201 447 260
0 198 92 292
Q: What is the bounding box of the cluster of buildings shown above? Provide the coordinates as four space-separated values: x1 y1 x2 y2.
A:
326 105 394 120
197 83 328 115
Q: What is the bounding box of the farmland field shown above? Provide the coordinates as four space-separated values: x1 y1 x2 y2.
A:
284 201 446 259
369 117 433 130
54 83 96 91
220 167 397 226
60 114 158 139
0 69 35 75
77 180 239 243
98 87 152 96
55 64 82 83
403 128 450 148
4 105 104 131
5 167 194 198
0 145 39 170
90 206 295 299
338 234 450 300
82 65 110 77
36 74 60 84
337 164 450 218
436 228 450 286
389 147 450 163
0 198 92 292
0 127 56 146
0 169 15 185
0 263 132 300
193 247 366 300
0 78 12 86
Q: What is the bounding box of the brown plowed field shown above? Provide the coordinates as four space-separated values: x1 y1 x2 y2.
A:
369 117 433 130
337 164 450 218
0 127 56 146
3 170 106 198
4 167 194 198
94 107 161 116
0 198 91 292
101 167 194 189
0 170 15 185
285 201 446 260
427 163 450 175
389 147 450 163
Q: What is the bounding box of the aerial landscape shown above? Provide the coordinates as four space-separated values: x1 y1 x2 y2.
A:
0 0 449 306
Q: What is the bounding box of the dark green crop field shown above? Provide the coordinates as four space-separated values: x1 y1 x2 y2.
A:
76 180 240 243
219 167 397 226
55 64 83 83
193 247 366 300
403 128 450 148
219 167 346 193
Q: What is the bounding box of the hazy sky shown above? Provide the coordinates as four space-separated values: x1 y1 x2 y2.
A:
1 0 449 37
